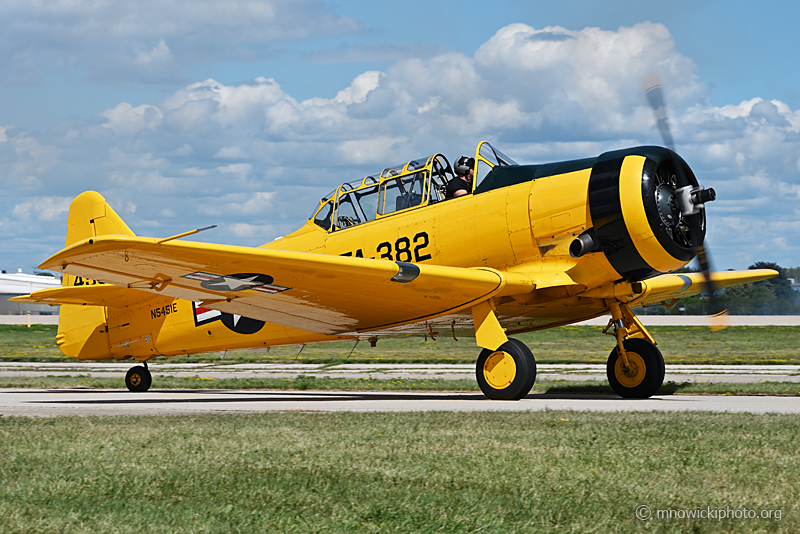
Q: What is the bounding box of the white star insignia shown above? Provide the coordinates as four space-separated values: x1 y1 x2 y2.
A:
208 275 261 291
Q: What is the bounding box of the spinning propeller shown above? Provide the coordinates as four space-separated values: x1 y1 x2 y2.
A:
641 72 727 329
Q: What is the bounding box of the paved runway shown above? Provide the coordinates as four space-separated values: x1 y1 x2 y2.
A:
2 388 800 417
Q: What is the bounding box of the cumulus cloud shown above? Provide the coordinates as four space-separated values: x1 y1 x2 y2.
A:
334 71 383 105
123 23 701 152
0 0 361 84
101 103 164 135
2 21 799 270
339 137 407 164
217 163 253 179
135 39 174 68
162 77 292 131
229 222 280 238
198 192 275 217
12 196 71 222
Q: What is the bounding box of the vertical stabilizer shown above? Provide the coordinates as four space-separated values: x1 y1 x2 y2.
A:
65 190 134 246
57 191 134 360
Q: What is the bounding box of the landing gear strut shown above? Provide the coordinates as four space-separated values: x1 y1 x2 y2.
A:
125 362 152 392
476 338 537 400
603 301 664 398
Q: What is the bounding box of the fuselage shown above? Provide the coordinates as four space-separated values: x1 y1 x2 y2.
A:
57 144 700 361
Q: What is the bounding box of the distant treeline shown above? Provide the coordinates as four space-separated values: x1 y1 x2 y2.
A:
636 262 800 315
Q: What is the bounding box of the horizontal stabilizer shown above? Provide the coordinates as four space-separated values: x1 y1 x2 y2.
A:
8 284 155 308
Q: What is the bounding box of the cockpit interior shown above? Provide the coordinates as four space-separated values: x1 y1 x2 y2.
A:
309 142 518 232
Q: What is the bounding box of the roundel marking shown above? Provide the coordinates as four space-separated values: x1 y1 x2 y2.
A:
200 273 275 292
221 314 266 335
192 302 266 335
182 272 290 293
618 156 686 273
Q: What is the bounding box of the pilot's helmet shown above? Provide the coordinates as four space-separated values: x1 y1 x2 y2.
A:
455 156 475 177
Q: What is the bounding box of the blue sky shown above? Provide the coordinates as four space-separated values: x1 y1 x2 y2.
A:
1 0 799 273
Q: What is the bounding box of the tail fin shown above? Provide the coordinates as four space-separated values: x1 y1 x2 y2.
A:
65 190 134 247
57 191 135 360
61 190 134 288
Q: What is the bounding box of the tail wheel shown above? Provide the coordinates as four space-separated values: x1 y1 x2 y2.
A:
476 338 536 400
606 338 664 398
125 365 152 392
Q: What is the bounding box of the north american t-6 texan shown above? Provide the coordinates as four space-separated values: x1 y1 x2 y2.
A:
13 77 776 400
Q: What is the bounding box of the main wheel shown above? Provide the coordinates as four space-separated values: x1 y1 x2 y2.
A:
125 365 152 392
476 338 536 400
606 338 664 398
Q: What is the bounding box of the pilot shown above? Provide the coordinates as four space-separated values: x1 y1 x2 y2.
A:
446 156 475 199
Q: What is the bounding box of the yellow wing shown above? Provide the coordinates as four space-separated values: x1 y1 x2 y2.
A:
632 269 778 307
38 235 534 335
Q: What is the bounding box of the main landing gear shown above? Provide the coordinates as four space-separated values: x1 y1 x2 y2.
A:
476 338 537 400
125 362 152 392
603 301 665 398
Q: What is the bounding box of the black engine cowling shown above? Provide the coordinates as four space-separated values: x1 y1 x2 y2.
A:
587 146 703 281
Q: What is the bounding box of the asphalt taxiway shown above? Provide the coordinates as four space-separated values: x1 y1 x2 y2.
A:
2 389 800 417
1 361 799 416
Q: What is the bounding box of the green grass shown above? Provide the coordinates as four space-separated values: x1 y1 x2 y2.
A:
0 411 796 533
2 324 800 365
3 375 800 397
0 325 62 361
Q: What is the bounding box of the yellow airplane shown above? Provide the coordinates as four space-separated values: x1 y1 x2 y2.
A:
12 141 776 399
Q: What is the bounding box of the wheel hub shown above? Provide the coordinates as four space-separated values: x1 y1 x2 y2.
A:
483 351 516 389
614 351 646 388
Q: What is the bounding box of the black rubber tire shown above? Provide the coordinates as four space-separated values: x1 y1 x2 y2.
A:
476 337 537 400
125 365 152 392
606 338 664 399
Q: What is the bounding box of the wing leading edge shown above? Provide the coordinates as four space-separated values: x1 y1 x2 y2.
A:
631 269 778 307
